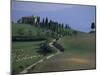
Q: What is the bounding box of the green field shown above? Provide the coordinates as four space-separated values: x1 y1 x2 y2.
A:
58 33 96 54
12 23 96 74
12 41 45 74
29 33 96 73
12 23 56 74
12 23 43 36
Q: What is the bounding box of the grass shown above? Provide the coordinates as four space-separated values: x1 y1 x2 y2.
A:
12 41 45 74
12 23 57 74
12 23 44 36
58 33 96 54
12 23 54 37
12 23 96 73
29 33 96 73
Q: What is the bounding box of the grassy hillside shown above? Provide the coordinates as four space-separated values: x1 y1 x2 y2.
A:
12 23 57 74
12 23 73 38
12 23 96 73
12 23 43 36
58 33 96 54
12 23 61 42
29 33 96 73
12 41 45 74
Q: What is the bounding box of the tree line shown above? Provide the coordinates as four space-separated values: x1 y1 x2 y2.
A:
17 16 73 38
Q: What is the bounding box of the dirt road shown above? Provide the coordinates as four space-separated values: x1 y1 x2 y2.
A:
20 39 61 74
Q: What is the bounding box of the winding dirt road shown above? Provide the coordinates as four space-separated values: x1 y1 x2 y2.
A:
20 39 61 74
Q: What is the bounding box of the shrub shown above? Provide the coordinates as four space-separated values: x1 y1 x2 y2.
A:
53 42 64 52
72 30 77 35
37 41 54 55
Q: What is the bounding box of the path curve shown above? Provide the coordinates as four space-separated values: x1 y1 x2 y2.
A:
20 39 61 74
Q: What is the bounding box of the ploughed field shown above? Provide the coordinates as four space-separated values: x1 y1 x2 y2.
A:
29 33 96 73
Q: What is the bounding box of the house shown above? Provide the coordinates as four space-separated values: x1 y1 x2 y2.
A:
17 16 40 25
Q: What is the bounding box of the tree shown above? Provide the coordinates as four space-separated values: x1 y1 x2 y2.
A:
42 18 45 27
91 22 95 30
73 30 77 35
37 41 54 55
37 17 40 23
58 24 62 35
45 17 48 28
48 20 52 30
61 24 64 35
17 19 22 24
65 24 68 29
37 16 40 25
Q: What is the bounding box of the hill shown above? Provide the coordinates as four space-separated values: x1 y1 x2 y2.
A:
28 33 96 72
12 23 44 36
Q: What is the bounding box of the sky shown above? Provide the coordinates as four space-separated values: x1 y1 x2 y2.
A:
12 1 96 32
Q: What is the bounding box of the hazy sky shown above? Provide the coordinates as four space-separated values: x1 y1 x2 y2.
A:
12 1 96 32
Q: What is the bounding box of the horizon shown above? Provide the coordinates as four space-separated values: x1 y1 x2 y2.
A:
12 1 96 32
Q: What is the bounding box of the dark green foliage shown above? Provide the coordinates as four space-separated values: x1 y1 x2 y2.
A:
89 31 95 33
37 41 54 55
90 22 96 33
65 24 68 29
17 19 22 24
19 65 24 69
72 30 77 35
53 41 64 52
41 18 45 28
12 70 16 75
65 24 71 29
91 22 95 30
37 16 40 24
45 17 49 28
15 15 73 40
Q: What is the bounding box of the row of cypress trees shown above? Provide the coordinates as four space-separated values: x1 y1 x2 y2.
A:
17 16 72 37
